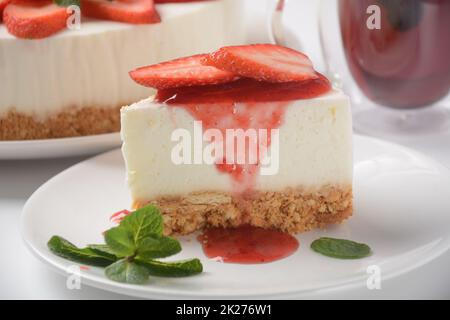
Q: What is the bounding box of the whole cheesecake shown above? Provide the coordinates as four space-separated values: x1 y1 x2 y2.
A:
121 44 353 235
0 0 244 140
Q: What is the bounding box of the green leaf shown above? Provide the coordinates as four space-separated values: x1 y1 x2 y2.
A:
103 205 164 257
54 0 80 7
47 236 116 267
136 235 181 260
120 205 164 245
105 259 149 284
87 244 118 260
138 259 203 277
310 237 372 259
104 227 136 258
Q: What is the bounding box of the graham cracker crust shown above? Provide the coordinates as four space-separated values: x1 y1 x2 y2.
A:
134 185 353 235
0 106 122 140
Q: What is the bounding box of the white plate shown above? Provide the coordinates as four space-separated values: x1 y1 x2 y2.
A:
21 135 450 299
0 133 121 160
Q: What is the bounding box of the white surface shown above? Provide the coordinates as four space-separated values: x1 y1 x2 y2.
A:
0 133 121 160
122 91 352 200
1 0 450 300
0 0 244 116
21 135 450 299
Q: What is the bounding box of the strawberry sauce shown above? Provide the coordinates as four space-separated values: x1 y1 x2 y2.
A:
197 226 299 264
109 209 131 224
155 75 331 191
155 76 330 104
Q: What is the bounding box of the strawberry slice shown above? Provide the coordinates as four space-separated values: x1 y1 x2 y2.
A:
3 0 69 39
203 44 319 83
0 0 11 22
129 54 239 89
81 0 161 24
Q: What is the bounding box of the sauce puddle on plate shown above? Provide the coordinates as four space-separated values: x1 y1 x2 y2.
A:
197 226 299 264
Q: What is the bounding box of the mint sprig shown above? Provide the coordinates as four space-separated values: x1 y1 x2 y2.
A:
310 237 372 259
47 205 203 284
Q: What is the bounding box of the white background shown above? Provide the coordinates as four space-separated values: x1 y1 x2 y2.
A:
1 0 449 299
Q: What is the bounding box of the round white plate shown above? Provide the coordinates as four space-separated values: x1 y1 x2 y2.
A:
21 135 450 299
0 133 121 160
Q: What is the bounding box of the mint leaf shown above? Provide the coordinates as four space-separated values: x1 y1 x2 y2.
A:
54 0 80 7
104 205 164 257
104 227 135 258
120 205 164 244
47 236 116 267
105 259 149 284
139 259 203 277
311 237 372 259
136 235 181 260
88 244 118 260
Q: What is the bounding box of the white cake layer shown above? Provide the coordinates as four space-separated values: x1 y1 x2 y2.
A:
0 0 244 118
121 90 353 202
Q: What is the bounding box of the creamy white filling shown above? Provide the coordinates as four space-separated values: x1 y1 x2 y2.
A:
121 90 353 201
0 0 245 119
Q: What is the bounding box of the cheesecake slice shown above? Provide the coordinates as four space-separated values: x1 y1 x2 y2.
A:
121 44 353 235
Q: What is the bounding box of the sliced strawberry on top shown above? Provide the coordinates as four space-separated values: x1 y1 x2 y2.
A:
0 0 12 22
81 0 161 24
129 54 239 89
203 44 319 83
3 0 69 39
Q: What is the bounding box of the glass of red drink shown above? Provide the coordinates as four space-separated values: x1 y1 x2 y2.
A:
319 0 450 138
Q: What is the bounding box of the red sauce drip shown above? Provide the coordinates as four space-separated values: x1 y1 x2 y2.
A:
155 75 331 105
197 226 299 264
110 209 131 224
156 75 331 191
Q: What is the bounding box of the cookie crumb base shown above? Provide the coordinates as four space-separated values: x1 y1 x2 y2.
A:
134 185 353 235
0 106 122 140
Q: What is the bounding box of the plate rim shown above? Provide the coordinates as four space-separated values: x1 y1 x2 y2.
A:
20 134 450 299
0 132 121 160
0 132 120 146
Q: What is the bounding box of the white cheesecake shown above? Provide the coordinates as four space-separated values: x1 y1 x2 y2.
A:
121 90 353 235
0 0 244 140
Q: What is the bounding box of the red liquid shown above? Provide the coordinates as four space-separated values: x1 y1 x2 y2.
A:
109 209 130 224
197 226 299 264
339 0 450 108
156 76 331 191
155 76 331 104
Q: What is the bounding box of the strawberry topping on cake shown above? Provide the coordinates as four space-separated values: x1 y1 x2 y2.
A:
3 0 69 39
1 0 207 39
81 0 161 24
130 45 321 88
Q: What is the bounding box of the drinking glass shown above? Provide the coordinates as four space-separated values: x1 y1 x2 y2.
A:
318 0 450 138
